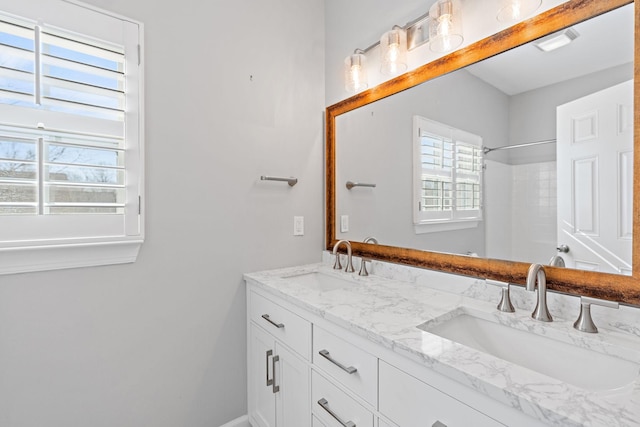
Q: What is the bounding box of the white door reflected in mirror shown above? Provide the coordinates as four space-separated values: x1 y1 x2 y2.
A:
557 80 633 275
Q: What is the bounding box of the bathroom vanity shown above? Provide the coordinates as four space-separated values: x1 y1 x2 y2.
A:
243 1 640 425
245 258 640 427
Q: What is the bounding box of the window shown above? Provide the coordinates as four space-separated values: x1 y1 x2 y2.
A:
413 116 482 232
0 0 143 274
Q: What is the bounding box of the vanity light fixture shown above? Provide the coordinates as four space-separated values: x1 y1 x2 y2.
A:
533 27 580 52
344 49 368 93
342 11 431 92
380 26 408 76
429 0 463 53
496 0 542 22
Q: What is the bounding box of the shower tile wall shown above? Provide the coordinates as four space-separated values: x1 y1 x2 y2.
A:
510 161 557 264
484 160 557 264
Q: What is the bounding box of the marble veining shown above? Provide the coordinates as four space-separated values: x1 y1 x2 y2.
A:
245 254 640 427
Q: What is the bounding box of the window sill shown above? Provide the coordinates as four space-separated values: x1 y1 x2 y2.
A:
0 240 143 275
414 219 480 234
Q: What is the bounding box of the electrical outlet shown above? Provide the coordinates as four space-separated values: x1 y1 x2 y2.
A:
293 216 304 236
340 215 349 233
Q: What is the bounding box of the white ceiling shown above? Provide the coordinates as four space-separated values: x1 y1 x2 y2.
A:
466 4 634 95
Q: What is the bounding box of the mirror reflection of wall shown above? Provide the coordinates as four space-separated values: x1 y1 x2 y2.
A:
336 3 633 271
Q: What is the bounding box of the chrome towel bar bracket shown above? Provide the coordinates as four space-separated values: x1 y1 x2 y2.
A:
346 181 376 190
261 175 297 187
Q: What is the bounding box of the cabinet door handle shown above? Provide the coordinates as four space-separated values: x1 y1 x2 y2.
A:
432 422 447 427
318 349 357 374
265 350 274 386
261 314 284 329
317 398 355 427
271 355 280 394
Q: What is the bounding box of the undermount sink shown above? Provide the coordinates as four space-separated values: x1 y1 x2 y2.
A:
418 308 640 392
281 271 354 292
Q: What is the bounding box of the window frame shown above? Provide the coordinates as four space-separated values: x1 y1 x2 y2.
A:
0 0 144 274
412 116 482 234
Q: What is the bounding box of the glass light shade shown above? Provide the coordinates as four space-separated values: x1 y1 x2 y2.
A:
344 52 368 93
429 0 463 53
380 28 408 76
496 0 542 22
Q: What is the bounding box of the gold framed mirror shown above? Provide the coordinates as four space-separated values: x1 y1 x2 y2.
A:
326 0 640 305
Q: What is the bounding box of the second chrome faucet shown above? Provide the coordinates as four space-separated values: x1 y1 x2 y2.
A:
526 263 553 322
332 240 355 272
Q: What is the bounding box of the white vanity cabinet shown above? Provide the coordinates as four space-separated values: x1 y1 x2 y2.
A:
248 291 311 427
246 282 547 427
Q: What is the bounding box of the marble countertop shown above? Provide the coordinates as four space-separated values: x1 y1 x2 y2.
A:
244 262 640 427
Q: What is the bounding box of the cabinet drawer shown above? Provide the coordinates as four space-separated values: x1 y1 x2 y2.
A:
312 415 328 427
379 361 504 427
312 371 374 427
250 291 311 360
313 325 378 406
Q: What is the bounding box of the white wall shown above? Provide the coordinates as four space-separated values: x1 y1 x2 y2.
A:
0 1 324 426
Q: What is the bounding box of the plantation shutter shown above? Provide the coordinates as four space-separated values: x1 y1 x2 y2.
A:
414 116 483 225
0 0 143 271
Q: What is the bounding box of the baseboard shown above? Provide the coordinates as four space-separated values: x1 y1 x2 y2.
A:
218 414 250 427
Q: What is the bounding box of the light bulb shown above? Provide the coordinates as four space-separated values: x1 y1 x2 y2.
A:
388 43 399 62
437 14 453 37
497 0 542 22
351 64 362 88
380 28 407 76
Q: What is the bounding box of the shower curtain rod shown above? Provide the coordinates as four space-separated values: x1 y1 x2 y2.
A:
482 138 556 155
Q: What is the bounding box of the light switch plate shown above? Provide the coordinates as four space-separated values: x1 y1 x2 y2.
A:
340 215 349 233
294 216 304 236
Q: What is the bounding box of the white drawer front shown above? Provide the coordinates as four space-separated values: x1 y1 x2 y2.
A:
378 419 397 427
250 291 311 360
379 361 505 427
313 415 328 427
312 371 374 427
313 325 378 406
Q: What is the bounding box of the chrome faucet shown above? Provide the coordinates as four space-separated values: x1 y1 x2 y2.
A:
525 263 553 322
359 237 378 276
332 240 355 272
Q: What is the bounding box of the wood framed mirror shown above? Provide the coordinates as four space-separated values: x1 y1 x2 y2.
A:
326 0 640 305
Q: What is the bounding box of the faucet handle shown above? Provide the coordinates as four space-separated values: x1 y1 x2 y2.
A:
488 280 515 313
573 296 619 333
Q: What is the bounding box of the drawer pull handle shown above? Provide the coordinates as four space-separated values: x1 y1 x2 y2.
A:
266 350 274 386
319 349 357 374
317 398 356 427
432 422 447 427
271 354 280 393
261 314 284 329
